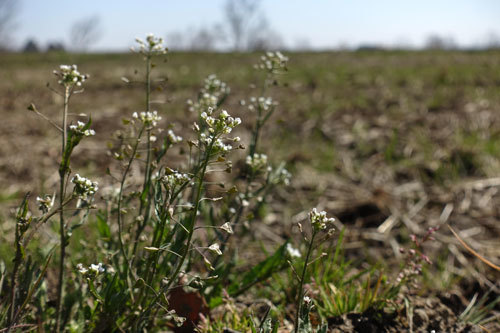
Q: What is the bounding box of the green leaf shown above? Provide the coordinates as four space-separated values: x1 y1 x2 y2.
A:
209 242 289 308
96 212 111 239
227 241 288 296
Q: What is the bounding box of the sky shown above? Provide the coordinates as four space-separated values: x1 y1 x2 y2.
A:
12 0 500 51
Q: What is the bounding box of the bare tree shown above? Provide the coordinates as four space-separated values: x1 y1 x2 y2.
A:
22 38 40 52
425 34 457 50
166 31 186 51
484 32 500 49
224 0 259 50
69 15 102 52
246 16 283 51
189 26 220 51
0 0 19 50
167 24 224 51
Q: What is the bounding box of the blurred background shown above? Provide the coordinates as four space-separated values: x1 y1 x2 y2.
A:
1 1 500 330
2 0 500 53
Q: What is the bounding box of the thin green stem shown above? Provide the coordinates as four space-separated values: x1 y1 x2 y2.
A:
134 136 215 329
135 196 169 308
294 230 316 333
146 56 151 111
117 126 145 272
131 55 154 261
131 128 152 258
7 220 21 332
55 86 70 333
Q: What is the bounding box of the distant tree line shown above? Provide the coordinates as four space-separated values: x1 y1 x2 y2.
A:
2 0 500 53
21 15 102 53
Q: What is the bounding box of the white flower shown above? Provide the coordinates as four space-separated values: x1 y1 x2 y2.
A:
199 108 240 138
77 263 105 277
199 133 233 153
270 164 291 186
90 263 105 274
188 74 230 113
246 154 268 171
133 33 168 55
286 243 301 258
133 110 161 127
161 170 190 190
242 96 277 113
167 129 183 144
54 64 88 87
72 174 98 200
76 263 88 274
37 195 54 213
309 208 335 231
69 120 95 137
256 52 288 73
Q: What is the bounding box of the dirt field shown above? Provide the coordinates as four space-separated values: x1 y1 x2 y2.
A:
1 50 499 331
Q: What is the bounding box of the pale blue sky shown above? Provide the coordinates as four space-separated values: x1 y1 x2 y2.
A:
14 0 500 50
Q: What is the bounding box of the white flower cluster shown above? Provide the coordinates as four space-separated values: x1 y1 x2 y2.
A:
200 108 241 134
309 208 335 231
187 94 217 113
187 74 230 113
242 96 277 112
77 263 105 278
246 153 268 171
132 111 161 127
100 185 121 203
36 195 54 214
69 121 95 137
72 174 98 200
167 129 183 144
54 64 88 87
199 133 233 153
255 51 288 73
202 74 230 98
132 33 168 55
270 166 292 186
161 170 190 189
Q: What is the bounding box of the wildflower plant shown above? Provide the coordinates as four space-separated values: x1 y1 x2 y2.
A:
255 51 289 74
187 74 230 113
290 208 335 332
396 226 439 286
52 64 95 332
0 37 375 333
132 33 168 56
3 62 96 332
53 64 88 87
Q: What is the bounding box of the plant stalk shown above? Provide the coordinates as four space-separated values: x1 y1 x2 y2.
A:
55 86 70 333
294 230 316 333
135 136 215 328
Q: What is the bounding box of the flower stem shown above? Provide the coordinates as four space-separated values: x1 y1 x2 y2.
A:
134 135 215 329
131 55 154 261
294 230 316 333
55 86 70 333
117 126 145 270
